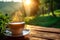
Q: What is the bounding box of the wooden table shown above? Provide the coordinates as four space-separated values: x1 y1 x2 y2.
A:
2 25 60 40
26 25 60 40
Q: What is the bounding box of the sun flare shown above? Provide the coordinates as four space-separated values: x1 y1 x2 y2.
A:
24 0 31 5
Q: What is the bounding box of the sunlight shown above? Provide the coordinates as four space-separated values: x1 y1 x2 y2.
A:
11 12 20 22
11 11 23 22
25 25 31 29
24 0 31 5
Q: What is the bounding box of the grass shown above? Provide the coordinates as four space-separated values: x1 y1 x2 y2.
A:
25 10 60 28
44 10 60 17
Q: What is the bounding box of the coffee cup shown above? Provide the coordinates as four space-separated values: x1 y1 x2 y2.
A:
8 22 25 37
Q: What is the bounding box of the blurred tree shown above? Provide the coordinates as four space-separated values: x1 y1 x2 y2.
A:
38 0 48 16
54 0 60 9
30 0 60 15
49 0 56 17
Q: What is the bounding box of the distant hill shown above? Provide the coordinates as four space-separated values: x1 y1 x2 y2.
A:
0 2 22 15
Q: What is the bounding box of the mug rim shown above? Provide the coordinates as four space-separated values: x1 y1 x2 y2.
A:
8 22 25 24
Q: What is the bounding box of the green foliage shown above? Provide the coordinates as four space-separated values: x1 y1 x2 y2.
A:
0 12 10 33
52 17 60 28
54 10 60 17
26 16 60 28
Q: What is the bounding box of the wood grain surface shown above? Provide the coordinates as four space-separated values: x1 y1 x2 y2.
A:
25 25 60 40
